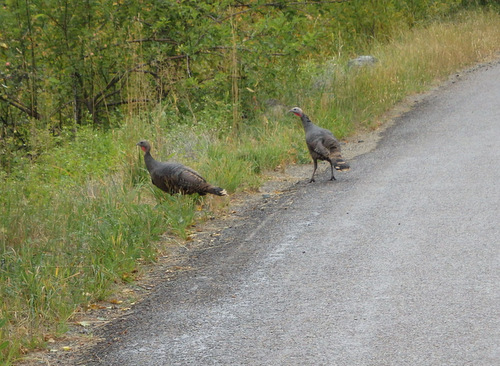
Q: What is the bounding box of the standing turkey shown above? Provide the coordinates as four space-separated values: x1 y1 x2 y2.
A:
137 140 227 196
289 107 350 182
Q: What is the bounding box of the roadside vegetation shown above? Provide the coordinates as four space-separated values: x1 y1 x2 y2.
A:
1 1 500 363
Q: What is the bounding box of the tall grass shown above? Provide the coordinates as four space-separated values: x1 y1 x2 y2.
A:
296 11 500 132
1 9 500 364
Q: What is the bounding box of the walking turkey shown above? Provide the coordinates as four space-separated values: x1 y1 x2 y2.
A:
137 140 227 196
289 107 350 182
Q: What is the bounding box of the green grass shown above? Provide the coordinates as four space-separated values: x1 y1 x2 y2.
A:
2 9 500 364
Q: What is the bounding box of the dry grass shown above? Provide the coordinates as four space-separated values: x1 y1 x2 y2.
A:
299 10 500 133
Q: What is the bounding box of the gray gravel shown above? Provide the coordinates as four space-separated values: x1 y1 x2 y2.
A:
83 60 500 366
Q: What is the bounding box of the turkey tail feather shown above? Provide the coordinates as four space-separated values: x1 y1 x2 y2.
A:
208 186 228 196
334 159 350 171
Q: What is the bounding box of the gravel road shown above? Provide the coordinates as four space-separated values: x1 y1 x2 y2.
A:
82 61 500 366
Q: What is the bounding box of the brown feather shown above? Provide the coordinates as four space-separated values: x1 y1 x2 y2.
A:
136 140 227 196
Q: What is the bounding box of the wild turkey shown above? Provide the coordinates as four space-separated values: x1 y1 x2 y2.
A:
289 107 350 182
137 140 227 196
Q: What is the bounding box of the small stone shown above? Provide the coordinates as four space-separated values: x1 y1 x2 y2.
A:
348 55 378 68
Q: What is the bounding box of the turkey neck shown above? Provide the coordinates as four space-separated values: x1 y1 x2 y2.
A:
143 150 161 173
300 113 314 131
